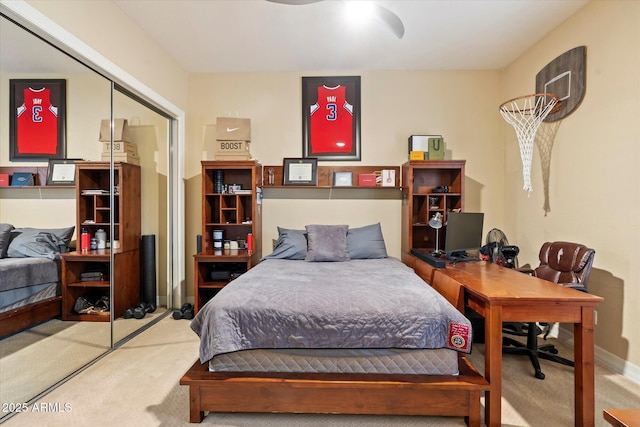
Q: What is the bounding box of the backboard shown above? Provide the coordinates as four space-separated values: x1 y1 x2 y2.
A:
535 46 586 122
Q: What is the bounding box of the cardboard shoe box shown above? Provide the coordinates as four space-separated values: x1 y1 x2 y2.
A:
214 140 251 160
101 152 140 165
102 141 138 156
99 118 131 142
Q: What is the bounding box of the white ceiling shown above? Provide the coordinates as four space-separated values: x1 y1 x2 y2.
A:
113 0 589 73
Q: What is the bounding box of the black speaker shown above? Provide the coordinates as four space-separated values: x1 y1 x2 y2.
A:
196 234 202 254
141 235 157 305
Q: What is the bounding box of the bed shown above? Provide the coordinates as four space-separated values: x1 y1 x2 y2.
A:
0 224 74 337
181 224 488 426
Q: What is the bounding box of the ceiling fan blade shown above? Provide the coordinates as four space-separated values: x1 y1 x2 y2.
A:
266 0 405 39
373 4 405 39
266 0 324 5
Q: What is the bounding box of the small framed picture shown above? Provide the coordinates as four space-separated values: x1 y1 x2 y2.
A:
283 157 318 186
333 171 353 187
46 158 79 186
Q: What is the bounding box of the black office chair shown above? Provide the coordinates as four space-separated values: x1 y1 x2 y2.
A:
503 241 596 380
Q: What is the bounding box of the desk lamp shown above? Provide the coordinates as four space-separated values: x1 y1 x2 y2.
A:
428 212 443 256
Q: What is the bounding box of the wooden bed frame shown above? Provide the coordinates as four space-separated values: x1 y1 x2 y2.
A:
0 296 62 337
180 354 488 426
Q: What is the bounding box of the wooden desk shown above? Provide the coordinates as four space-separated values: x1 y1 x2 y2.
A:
410 257 603 427
603 409 640 427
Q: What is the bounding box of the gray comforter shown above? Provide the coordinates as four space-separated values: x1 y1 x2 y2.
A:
191 258 472 363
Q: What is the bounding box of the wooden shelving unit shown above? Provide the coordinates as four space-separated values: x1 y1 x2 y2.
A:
401 160 466 263
194 160 262 313
61 161 141 321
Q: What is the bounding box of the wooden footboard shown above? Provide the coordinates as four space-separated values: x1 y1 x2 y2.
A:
0 296 62 337
180 355 488 426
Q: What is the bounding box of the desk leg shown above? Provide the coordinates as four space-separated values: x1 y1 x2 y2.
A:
574 306 596 427
484 305 502 427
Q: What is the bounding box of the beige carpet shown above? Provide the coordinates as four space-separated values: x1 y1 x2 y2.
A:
0 309 167 408
3 315 639 427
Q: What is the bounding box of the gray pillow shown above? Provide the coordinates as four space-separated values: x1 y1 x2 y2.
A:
7 226 75 258
0 223 14 259
347 223 388 259
305 224 350 262
263 227 307 260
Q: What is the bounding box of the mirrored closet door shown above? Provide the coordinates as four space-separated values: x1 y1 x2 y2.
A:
0 12 177 419
0 15 113 413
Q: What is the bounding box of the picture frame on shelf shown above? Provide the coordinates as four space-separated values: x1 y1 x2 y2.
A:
302 76 361 161
47 158 80 186
333 171 353 187
9 79 67 161
283 157 318 186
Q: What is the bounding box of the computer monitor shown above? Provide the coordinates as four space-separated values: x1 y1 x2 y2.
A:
444 212 484 260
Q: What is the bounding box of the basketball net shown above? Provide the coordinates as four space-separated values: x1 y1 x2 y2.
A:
499 94 559 195
535 120 562 215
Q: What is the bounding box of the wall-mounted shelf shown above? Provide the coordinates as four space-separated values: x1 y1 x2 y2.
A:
0 166 72 189
261 165 400 189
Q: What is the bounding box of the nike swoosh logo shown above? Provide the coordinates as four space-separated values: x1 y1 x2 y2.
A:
226 127 239 132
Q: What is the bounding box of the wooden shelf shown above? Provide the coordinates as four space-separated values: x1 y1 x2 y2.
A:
401 160 466 262
262 165 400 189
61 162 141 321
0 165 76 189
196 160 262 313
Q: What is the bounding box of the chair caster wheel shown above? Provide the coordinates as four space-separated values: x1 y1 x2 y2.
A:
535 371 545 380
549 348 559 354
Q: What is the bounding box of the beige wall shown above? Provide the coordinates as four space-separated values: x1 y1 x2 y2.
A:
10 0 640 371
26 0 188 111
502 0 640 368
185 70 505 291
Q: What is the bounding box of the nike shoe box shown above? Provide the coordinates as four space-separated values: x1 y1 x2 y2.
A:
214 141 251 160
99 118 131 142
101 152 140 165
215 117 251 142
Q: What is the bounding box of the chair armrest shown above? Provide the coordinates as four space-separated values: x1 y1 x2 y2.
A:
515 265 534 275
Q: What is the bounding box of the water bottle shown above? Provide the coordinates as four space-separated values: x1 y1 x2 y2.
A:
247 232 253 252
81 228 90 252
95 229 107 249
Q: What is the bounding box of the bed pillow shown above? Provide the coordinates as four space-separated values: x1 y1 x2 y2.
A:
263 227 308 260
347 223 388 259
0 223 14 259
7 226 75 259
305 224 350 262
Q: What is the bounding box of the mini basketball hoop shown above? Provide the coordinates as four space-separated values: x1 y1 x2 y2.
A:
499 93 560 194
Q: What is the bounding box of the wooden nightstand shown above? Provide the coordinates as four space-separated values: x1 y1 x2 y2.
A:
193 250 253 313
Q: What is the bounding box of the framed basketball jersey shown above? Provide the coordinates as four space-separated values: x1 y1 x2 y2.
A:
10 79 66 160
302 76 361 161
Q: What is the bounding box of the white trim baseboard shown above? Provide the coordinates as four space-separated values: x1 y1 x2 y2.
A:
558 327 640 385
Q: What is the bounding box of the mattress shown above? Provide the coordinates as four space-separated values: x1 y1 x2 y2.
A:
0 282 59 314
0 257 60 293
209 347 460 375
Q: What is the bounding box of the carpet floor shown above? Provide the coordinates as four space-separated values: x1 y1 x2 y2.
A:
2 315 639 426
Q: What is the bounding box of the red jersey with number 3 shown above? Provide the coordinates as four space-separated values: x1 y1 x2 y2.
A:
309 85 353 153
16 87 59 154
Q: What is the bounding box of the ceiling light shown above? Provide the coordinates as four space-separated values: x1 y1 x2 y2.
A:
344 1 375 25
